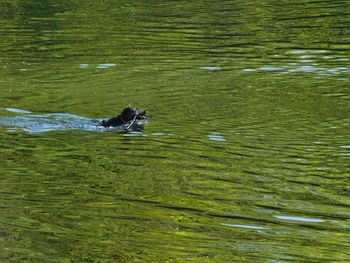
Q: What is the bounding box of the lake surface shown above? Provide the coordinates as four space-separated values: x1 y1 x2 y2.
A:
1 0 349 262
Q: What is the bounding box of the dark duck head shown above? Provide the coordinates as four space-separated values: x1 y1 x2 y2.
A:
101 106 147 127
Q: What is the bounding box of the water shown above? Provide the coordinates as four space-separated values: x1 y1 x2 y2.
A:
1 0 350 262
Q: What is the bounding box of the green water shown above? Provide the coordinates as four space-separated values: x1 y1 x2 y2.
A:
1 0 350 262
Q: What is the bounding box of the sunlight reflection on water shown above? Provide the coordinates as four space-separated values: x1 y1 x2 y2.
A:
243 49 350 79
274 215 325 223
221 223 266 230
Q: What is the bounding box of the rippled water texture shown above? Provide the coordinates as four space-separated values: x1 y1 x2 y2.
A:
0 0 350 262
